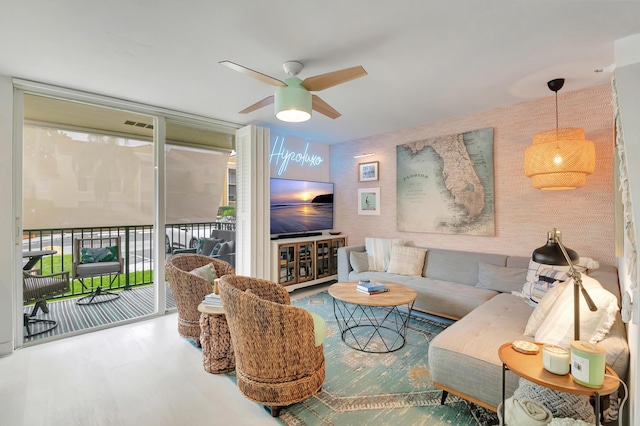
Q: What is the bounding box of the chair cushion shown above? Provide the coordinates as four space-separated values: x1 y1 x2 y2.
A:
76 261 121 277
80 246 118 263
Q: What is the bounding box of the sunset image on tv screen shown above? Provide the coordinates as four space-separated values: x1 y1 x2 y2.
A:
270 179 334 234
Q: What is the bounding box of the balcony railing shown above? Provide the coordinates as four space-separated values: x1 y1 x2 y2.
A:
22 221 236 300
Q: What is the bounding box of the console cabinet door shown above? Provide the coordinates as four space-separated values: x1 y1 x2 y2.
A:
277 244 297 285
297 242 315 283
316 239 331 279
330 237 346 275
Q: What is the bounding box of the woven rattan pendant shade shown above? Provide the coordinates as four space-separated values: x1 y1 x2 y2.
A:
524 127 596 190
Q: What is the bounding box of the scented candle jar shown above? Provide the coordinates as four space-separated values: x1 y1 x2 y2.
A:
542 344 570 375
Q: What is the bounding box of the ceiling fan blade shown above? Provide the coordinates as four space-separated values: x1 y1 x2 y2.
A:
239 95 274 114
301 66 367 91
312 95 341 119
219 60 286 87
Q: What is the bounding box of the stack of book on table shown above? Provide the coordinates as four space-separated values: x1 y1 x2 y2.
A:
356 279 389 295
202 293 222 307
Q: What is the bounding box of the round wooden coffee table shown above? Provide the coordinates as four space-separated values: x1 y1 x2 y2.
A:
328 281 417 353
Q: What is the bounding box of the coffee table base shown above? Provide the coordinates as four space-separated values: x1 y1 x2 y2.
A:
332 298 414 353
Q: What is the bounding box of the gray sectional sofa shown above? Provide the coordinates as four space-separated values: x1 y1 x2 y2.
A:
337 244 630 410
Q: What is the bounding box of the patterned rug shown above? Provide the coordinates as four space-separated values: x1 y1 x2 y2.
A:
269 291 499 426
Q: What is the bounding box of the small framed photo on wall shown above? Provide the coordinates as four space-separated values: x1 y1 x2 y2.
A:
357 188 380 215
358 161 379 182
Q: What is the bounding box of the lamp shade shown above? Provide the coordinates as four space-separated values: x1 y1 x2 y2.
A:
524 128 596 190
274 77 312 123
532 229 579 265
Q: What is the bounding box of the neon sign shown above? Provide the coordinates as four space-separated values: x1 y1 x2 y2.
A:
269 136 324 176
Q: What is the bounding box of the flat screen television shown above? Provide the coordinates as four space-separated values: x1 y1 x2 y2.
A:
270 178 334 235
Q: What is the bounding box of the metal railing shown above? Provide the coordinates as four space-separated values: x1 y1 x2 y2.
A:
22 221 236 300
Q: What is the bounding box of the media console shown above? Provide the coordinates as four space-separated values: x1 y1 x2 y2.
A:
271 234 347 291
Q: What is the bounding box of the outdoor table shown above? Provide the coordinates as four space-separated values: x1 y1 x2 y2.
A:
22 249 57 271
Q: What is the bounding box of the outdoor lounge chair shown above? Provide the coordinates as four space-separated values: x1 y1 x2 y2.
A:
72 236 124 305
23 270 70 337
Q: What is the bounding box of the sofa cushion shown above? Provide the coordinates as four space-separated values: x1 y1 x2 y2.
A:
350 251 369 273
424 249 508 286
387 246 427 276
535 275 619 348
428 293 535 408
404 277 498 319
476 262 527 293
365 237 404 272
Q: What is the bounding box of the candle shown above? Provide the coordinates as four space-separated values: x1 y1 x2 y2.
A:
542 344 570 375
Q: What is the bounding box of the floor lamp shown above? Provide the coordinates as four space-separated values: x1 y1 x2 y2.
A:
532 229 597 341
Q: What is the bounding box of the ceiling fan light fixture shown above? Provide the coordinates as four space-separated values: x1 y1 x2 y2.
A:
274 79 312 123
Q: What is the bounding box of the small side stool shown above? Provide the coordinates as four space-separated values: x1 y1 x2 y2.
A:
198 303 235 374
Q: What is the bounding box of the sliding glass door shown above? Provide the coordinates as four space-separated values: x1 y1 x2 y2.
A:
17 87 237 344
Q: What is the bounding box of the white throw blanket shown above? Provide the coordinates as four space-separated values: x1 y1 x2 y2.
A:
504 397 553 426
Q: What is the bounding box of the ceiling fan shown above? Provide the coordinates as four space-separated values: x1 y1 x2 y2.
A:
219 60 367 122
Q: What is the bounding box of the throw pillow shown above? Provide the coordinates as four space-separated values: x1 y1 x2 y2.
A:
350 251 369 273
365 237 405 272
197 237 224 255
521 259 591 307
80 246 118 264
476 262 527 293
210 242 223 256
189 262 218 285
524 279 571 337
310 312 327 347
216 241 234 256
534 275 619 348
386 246 427 276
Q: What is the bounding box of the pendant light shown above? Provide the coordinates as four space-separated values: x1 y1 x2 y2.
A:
524 79 596 190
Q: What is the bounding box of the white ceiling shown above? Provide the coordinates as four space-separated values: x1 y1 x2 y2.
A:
2 1 640 144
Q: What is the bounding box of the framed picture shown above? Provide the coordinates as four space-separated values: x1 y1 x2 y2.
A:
358 188 380 215
358 161 379 182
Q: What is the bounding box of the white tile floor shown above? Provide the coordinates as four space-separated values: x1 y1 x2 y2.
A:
0 284 331 426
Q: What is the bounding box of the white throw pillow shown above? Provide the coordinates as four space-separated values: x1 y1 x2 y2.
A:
350 251 369 273
534 275 619 348
524 279 571 337
387 246 427 276
365 237 405 272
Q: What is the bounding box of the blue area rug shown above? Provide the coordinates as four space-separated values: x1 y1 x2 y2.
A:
274 291 499 426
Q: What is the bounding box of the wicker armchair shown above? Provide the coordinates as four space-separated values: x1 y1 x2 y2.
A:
165 254 235 344
218 275 325 417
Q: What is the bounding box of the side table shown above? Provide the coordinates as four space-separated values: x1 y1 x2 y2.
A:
499 342 619 426
198 303 235 374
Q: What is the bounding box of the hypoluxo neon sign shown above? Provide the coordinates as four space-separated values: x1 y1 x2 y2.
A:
269 136 324 176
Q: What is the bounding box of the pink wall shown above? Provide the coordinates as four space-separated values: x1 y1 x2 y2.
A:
330 83 616 265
